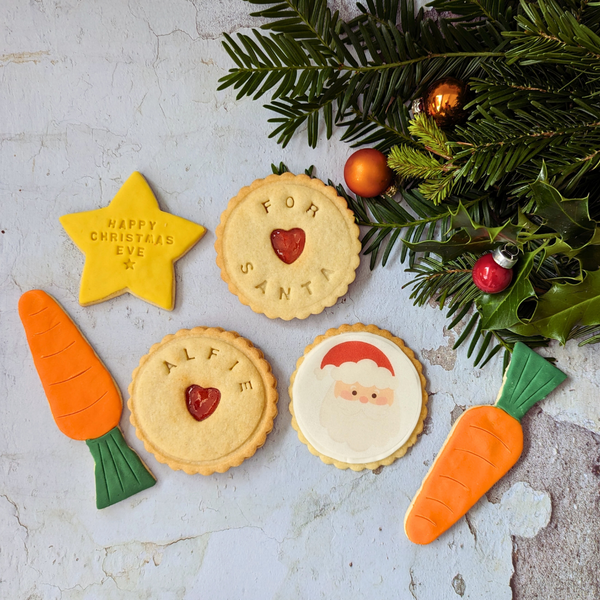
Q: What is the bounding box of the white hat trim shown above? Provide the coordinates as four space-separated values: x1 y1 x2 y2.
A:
320 359 397 390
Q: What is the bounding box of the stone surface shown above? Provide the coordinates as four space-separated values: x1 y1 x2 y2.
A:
1 1 599 599
489 409 600 599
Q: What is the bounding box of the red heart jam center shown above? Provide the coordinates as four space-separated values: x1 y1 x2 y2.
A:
270 228 306 264
185 384 221 422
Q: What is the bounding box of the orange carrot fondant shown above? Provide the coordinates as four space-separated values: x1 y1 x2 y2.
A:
19 290 155 508
404 343 566 545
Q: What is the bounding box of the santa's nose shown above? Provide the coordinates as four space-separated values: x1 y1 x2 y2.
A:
359 396 368 403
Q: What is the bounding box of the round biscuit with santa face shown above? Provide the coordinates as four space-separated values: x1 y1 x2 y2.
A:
289 324 427 470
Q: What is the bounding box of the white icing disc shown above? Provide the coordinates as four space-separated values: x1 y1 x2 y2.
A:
292 331 423 465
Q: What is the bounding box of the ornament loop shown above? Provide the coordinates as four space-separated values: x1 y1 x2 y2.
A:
493 243 519 269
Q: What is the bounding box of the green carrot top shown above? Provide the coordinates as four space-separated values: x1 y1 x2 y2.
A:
495 343 567 422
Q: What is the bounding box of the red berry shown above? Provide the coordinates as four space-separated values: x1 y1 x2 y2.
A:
472 253 513 294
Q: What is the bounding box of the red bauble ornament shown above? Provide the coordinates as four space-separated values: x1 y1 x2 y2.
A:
344 148 394 197
472 245 519 294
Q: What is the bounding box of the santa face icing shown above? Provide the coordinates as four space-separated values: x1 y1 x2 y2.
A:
292 332 423 464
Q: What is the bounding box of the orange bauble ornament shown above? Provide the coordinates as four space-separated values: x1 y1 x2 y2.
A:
344 149 394 198
413 77 469 128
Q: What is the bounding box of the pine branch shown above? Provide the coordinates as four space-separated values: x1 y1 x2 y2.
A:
355 0 401 22
430 0 521 26
388 146 449 179
339 104 416 151
506 0 600 76
222 0 600 363
452 109 600 191
408 113 453 158
247 0 340 51
418 173 457 204
219 4 509 147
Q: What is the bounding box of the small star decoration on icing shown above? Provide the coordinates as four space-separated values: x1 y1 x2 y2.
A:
60 172 206 310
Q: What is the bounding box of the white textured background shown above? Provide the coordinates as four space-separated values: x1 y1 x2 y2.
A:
1 1 599 598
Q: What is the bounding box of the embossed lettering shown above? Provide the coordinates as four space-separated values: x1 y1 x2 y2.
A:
155 235 163 245
208 348 220 359
138 220 146 229
166 236 174 244
184 348 195 361
100 232 108 241
321 268 334 281
118 220 126 230
241 262 253 274
126 233 133 242
286 196 295 208
91 232 98 241
262 199 272 213
110 232 118 242
116 246 123 255
129 219 136 229
137 247 145 257
164 361 177 374
136 234 143 242
229 360 239 371
255 280 267 294
240 381 253 391
149 221 157 230
301 281 312 295
145 234 153 243
306 203 319 217
280 287 291 300
108 219 116 228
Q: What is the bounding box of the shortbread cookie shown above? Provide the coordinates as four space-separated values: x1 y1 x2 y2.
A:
128 327 278 475
290 324 427 471
215 173 361 320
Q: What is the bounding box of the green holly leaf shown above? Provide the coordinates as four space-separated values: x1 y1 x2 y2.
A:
514 208 540 237
477 248 542 331
529 180 596 249
450 204 505 241
403 232 496 262
509 270 600 344
404 203 524 262
545 228 600 274
576 245 600 272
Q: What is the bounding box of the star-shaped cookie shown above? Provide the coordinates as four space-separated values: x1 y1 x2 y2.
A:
60 172 206 310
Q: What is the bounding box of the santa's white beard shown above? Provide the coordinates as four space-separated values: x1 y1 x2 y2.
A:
319 386 403 453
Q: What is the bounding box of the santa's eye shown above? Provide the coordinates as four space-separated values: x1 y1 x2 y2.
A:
352 390 357 396
371 393 377 398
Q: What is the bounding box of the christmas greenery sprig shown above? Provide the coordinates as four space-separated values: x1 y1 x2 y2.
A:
221 0 600 367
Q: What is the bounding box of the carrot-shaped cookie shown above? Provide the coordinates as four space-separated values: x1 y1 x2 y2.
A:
404 343 566 544
18 290 156 509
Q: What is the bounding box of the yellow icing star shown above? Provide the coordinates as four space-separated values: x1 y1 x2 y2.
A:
60 172 206 310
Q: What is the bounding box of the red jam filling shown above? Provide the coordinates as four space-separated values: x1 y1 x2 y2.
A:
185 384 221 422
270 228 306 264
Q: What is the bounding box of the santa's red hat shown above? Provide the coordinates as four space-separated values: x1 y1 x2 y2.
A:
320 341 395 374
319 341 396 389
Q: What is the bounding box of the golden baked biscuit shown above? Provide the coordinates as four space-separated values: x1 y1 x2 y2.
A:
215 173 361 320
290 324 427 471
128 327 278 475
